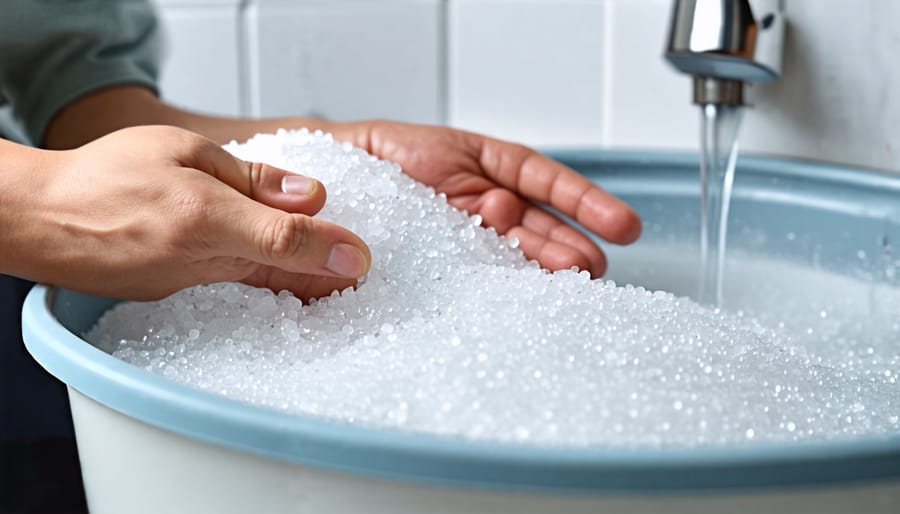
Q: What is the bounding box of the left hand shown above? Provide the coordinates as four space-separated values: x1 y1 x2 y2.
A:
332 120 641 277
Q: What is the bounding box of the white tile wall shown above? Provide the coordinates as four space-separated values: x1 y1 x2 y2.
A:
604 0 697 150
150 0 900 173
243 0 443 124
740 0 900 172
448 0 606 148
153 0 243 117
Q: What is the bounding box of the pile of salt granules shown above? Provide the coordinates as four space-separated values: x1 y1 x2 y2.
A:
87 130 900 447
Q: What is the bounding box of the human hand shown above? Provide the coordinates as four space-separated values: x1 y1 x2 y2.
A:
41 86 638 279
333 120 641 277
42 87 638 278
7 126 370 301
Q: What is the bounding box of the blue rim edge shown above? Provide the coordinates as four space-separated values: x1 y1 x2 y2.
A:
21 151 900 495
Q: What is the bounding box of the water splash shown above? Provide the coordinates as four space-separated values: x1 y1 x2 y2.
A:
698 104 743 307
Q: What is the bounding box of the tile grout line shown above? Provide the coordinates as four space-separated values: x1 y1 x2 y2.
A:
601 0 615 148
439 0 450 126
236 0 258 117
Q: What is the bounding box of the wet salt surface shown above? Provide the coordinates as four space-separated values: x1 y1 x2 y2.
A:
86 130 900 448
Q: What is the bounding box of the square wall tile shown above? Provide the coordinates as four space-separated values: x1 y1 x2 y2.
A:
154 2 243 117
740 0 900 172
448 0 606 148
244 0 443 124
605 0 698 150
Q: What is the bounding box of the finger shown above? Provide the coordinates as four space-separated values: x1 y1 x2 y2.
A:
519 206 607 276
478 139 642 244
209 198 371 279
185 137 327 215
239 267 359 304
506 226 601 275
466 188 525 233
450 188 606 276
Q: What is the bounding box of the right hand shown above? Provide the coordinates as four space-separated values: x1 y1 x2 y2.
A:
6 125 370 301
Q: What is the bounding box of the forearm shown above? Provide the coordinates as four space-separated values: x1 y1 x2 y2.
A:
43 85 369 149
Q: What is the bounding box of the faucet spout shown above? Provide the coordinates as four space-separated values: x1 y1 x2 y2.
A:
665 0 784 105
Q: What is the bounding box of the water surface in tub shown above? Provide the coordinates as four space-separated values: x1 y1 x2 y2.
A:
85 131 900 449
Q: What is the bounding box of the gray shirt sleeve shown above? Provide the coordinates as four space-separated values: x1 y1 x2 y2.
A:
0 0 161 145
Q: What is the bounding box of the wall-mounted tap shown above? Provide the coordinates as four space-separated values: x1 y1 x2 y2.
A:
665 0 785 306
665 0 785 105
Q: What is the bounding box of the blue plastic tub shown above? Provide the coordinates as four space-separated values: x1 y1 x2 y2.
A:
23 151 900 513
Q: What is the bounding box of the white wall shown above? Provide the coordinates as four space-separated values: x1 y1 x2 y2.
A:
150 0 900 173
741 0 900 172
152 0 244 117
151 0 443 124
448 0 607 147
242 0 443 124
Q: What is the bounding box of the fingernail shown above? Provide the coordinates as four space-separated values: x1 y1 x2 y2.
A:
281 175 316 196
327 243 368 277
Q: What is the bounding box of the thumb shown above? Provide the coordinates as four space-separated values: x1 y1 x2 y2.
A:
211 196 372 279
181 135 328 215
175 133 370 278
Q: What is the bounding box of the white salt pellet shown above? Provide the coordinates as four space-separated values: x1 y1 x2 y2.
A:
86 129 900 448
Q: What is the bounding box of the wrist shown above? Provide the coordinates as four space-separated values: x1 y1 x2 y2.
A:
0 139 62 278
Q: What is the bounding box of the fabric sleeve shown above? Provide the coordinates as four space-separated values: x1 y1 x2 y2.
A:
0 0 161 145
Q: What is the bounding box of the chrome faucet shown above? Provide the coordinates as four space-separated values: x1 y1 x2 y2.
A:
665 0 785 105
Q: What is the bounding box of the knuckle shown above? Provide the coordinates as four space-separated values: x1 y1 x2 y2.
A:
247 160 265 196
176 130 220 167
260 214 311 262
179 129 211 151
158 126 201 151
512 142 533 155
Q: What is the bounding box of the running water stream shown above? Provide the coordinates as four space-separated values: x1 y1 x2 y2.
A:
698 104 744 307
